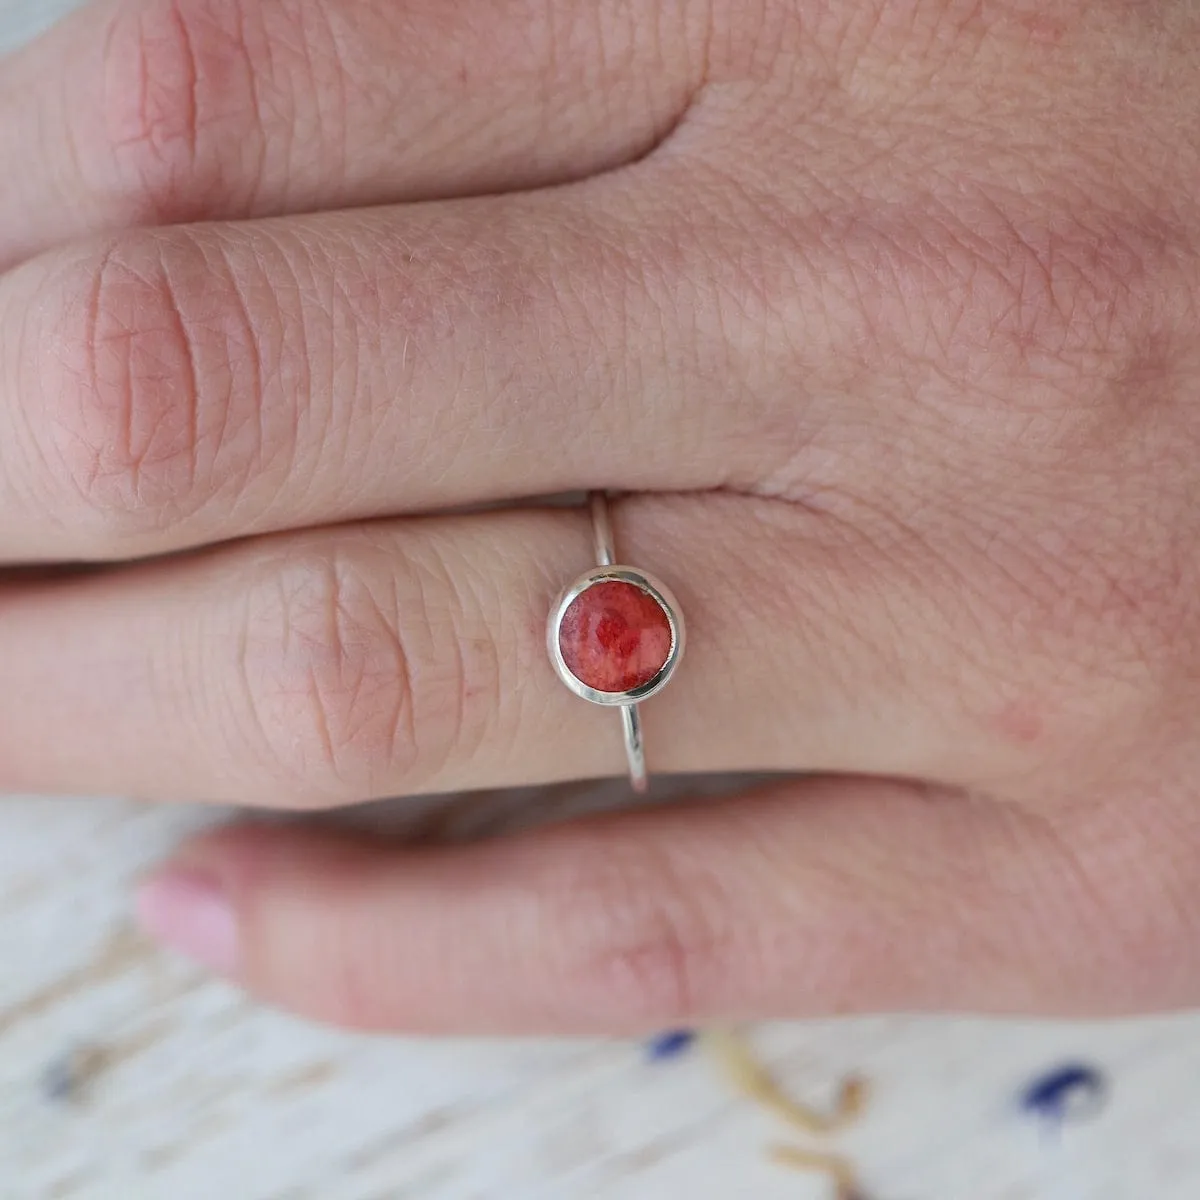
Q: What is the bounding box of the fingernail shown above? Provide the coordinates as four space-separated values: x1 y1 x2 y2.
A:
136 869 239 975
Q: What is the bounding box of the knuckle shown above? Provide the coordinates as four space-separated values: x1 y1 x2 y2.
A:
549 837 727 1026
28 234 269 541
801 205 1199 717
965 223 1169 383
771 182 1195 425
237 546 416 801
849 206 1179 390
233 540 487 802
99 0 268 221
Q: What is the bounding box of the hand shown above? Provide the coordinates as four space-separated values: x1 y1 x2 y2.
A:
3 0 1199 1033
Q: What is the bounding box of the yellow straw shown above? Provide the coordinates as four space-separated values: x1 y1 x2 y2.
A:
700 1027 869 1135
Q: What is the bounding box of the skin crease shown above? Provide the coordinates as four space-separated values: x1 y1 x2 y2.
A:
1 0 1200 1031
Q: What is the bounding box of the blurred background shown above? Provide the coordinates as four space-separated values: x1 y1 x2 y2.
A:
4 1 1200 1196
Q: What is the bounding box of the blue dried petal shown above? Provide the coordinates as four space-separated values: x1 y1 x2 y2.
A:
645 1029 697 1061
1019 1063 1108 1123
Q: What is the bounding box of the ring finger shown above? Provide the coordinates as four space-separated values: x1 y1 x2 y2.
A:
0 495 989 806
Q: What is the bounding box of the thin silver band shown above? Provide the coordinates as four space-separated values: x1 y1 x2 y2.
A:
621 697 647 794
590 490 615 568
590 492 647 792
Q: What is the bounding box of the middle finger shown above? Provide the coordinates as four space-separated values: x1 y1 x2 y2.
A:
0 179 773 562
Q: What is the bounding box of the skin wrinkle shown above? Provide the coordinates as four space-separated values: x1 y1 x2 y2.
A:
304 629 338 785
286 558 350 792
71 244 121 515
320 262 363 516
249 228 332 523
0 284 48 522
223 235 291 518
264 0 323 196
34 238 237 530
154 233 275 523
8 252 104 525
426 543 488 780
234 0 273 209
233 553 321 797
153 240 203 511
311 2 351 204
84 255 168 512
164 0 200 170
104 0 255 218
329 561 400 783
792 201 1176 451
391 545 448 790
270 547 415 800
190 238 250 513
229 582 282 796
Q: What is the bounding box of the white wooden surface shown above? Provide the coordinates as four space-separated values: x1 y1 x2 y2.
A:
5 2 1200 1196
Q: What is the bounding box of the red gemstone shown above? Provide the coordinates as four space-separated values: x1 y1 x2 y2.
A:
559 580 672 693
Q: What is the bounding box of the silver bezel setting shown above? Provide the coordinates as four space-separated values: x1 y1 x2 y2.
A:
546 566 685 706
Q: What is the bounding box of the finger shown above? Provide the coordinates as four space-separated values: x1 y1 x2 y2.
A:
0 494 994 807
0 188 762 561
0 489 1137 806
0 489 1130 806
134 776 1199 1032
0 0 705 267
0 500 835 805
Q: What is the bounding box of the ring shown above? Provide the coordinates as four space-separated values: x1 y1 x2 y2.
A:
546 492 685 792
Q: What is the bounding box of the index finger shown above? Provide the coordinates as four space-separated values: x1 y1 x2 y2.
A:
0 0 703 269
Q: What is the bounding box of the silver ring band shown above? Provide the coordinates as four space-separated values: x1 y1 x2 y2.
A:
546 492 685 793
591 490 616 568
620 698 646 793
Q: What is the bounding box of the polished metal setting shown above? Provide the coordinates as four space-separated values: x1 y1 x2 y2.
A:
546 492 685 792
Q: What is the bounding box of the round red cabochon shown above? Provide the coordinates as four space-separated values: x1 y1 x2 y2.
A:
558 580 672 693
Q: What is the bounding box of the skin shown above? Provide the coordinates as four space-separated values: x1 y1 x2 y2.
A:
1 0 1199 1032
